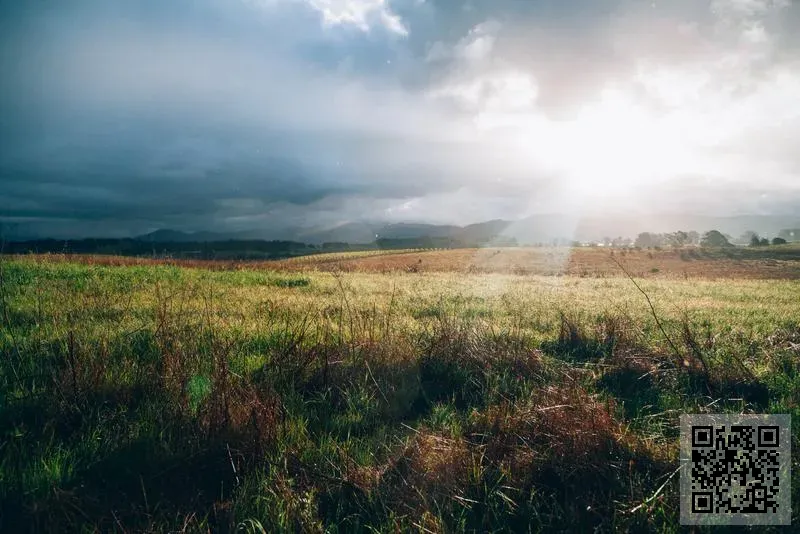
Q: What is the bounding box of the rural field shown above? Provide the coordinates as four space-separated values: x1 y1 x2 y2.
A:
1 247 799 532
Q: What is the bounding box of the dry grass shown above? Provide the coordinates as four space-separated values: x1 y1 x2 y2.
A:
2 254 798 532
15 244 800 279
279 249 420 264
278 246 800 279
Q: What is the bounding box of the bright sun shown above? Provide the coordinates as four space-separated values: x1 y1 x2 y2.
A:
531 90 699 196
477 83 704 198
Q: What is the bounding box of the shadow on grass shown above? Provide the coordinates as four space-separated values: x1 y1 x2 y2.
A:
682 370 771 411
0 384 244 533
540 313 620 362
3 440 236 533
597 367 664 420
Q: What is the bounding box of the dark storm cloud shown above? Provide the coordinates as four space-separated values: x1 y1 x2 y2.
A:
0 0 474 234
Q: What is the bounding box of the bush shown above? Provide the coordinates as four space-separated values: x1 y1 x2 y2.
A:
700 230 732 247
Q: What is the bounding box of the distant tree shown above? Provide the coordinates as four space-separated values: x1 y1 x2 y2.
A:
750 233 762 247
668 231 690 247
701 230 733 247
611 236 632 247
772 237 788 245
635 232 665 248
740 230 758 245
759 237 769 246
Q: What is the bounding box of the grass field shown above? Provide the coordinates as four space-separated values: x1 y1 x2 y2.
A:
20 244 800 279
279 249 421 265
269 245 800 279
1 249 799 532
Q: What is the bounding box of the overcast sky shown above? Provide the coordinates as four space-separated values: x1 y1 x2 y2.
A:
1 0 799 237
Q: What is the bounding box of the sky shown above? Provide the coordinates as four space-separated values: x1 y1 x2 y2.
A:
1 0 799 238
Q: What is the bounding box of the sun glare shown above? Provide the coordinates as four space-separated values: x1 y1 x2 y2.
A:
560 91 685 193
479 83 703 199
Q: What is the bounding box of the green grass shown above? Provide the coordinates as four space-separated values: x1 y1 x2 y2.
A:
1 257 799 532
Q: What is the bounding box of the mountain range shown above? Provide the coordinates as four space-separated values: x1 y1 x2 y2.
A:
134 214 800 245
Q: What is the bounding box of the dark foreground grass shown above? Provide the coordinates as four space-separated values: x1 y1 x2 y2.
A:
1 258 798 532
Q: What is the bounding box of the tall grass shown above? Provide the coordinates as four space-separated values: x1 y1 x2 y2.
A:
0 257 798 532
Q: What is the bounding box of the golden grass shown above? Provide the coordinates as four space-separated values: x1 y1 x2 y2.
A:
277 246 800 279
16 244 800 279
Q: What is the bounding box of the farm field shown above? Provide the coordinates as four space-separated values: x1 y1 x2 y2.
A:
1 252 799 532
279 249 421 264
19 244 800 279
268 245 800 279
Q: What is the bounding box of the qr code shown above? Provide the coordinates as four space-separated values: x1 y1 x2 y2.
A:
680 414 791 526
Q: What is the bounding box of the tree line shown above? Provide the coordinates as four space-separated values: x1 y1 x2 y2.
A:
633 230 792 249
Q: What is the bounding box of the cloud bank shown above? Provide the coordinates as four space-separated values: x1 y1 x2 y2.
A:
1 0 799 237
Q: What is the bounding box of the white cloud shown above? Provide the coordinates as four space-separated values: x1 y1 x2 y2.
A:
430 70 538 115
305 0 408 35
711 0 789 18
426 20 500 63
459 21 500 61
244 0 407 34
742 21 768 44
423 2 800 202
711 0 789 47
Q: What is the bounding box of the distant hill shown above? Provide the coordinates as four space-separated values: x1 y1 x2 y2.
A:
9 214 800 249
294 222 379 245
378 223 462 239
297 215 800 246
459 220 512 243
136 229 231 243
134 219 517 247
132 214 800 248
